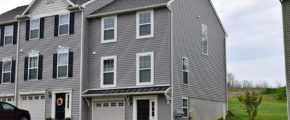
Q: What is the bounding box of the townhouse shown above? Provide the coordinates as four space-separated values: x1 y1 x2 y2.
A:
0 0 227 120
281 0 290 119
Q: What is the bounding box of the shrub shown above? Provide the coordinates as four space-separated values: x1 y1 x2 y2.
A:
261 88 276 94
277 87 287 101
238 91 262 120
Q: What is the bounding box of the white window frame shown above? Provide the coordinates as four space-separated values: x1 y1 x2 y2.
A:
182 97 189 118
136 52 154 86
100 56 117 88
28 51 39 80
136 10 154 39
4 25 13 46
202 24 209 55
57 48 69 79
58 13 70 36
2 58 12 84
101 16 117 43
29 19 40 40
182 57 189 84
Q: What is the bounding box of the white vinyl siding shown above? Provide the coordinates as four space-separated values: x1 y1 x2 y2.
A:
28 53 39 80
57 49 69 78
136 52 154 86
101 56 117 88
59 14 70 35
101 16 117 43
4 25 13 45
2 59 12 84
136 10 154 39
182 57 189 84
182 97 189 118
30 19 40 39
202 24 208 55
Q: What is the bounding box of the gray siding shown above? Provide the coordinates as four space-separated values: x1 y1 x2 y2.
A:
170 0 226 118
282 0 290 118
87 7 171 89
0 25 17 95
17 12 82 119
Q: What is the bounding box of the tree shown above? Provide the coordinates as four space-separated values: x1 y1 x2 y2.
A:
238 91 262 120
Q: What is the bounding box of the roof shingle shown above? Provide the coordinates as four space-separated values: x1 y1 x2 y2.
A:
0 5 28 24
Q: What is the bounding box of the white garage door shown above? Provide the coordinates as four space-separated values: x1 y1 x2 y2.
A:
20 95 45 120
93 101 125 120
0 97 15 105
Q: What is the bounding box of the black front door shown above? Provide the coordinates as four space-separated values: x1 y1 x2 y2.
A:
55 93 66 120
137 100 150 120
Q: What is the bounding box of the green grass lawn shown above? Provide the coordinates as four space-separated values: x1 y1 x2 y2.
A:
227 88 288 120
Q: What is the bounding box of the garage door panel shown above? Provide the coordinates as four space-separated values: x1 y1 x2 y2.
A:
20 95 45 120
93 101 125 120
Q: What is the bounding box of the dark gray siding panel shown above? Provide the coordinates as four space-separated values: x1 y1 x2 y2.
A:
87 8 171 89
18 12 82 119
170 0 226 116
282 0 290 117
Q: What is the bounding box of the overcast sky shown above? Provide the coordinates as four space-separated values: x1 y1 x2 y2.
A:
0 0 286 87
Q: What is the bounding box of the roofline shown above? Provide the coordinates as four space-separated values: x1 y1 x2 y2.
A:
0 20 17 26
21 0 76 16
87 3 167 18
208 0 227 36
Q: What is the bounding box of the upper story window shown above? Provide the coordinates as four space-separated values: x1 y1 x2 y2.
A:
57 49 69 78
202 24 208 55
101 56 117 88
182 97 189 118
136 52 154 86
4 25 13 46
59 14 70 35
101 16 117 43
30 19 40 39
182 57 189 84
2 59 12 84
28 52 39 80
136 10 154 39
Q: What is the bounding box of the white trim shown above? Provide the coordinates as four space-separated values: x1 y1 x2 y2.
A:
19 91 45 95
28 54 39 81
201 24 209 55
0 94 14 97
101 16 117 43
100 56 117 88
57 48 69 79
83 91 165 97
83 84 170 92
136 52 154 86
182 97 189 118
29 19 40 40
136 10 154 39
79 8 85 120
2 59 12 84
4 25 14 46
182 57 189 84
51 90 72 119
82 0 96 7
133 95 158 120
58 13 70 36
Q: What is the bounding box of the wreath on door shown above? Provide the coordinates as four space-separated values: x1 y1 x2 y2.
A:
56 98 64 106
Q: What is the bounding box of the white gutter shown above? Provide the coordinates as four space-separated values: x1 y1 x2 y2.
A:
164 87 172 104
0 20 18 26
19 91 46 95
82 91 166 97
87 3 167 18
82 0 96 8
79 7 85 120
14 20 20 107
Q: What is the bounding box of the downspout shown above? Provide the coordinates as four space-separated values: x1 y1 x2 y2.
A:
79 6 85 120
167 0 175 120
15 20 20 107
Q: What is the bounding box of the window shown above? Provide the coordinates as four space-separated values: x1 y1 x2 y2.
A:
182 97 189 118
22 97 27 100
136 52 154 86
59 14 70 35
29 96 33 100
4 25 13 45
28 53 39 80
2 59 12 83
103 103 109 107
1 103 14 111
182 57 189 84
101 16 117 43
96 103 102 107
202 24 208 55
101 56 117 88
30 19 40 39
118 102 124 106
136 10 154 39
57 50 69 78
41 96 45 99
111 102 116 107
35 96 39 100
